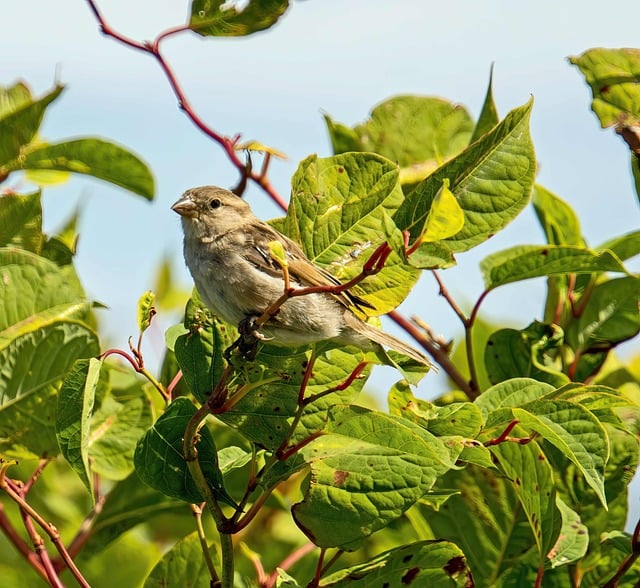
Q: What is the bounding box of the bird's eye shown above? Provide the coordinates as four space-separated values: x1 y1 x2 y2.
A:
209 198 222 209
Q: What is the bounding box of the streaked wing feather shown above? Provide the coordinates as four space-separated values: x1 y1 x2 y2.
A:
242 222 374 312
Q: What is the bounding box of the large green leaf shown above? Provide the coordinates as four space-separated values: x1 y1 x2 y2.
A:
489 440 562 566
219 342 370 450
0 314 99 458
469 65 499 143
89 394 153 481
321 540 472 587
325 95 473 177
174 291 235 404
480 245 627 290
394 99 535 258
292 406 459 550
569 48 640 127
284 152 418 314
566 276 640 353
0 83 63 166
190 0 289 37
0 247 85 330
484 321 569 386
0 244 96 457
548 496 588 568
11 138 155 200
532 185 583 247
475 377 554 419
134 397 235 506
56 358 104 495
508 401 609 506
426 465 536 586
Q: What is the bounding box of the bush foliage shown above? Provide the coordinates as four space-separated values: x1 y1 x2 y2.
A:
1 3 639 588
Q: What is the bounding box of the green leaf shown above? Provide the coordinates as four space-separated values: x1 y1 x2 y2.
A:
480 245 627 290
489 440 562 566
134 397 235 506
566 276 640 353
415 178 465 245
284 152 419 314
426 465 535 585
484 321 569 386
0 316 99 458
42 207 80 266
532 185 583 246
174 292 236 404
470 64 499 143
321 540 472 587
0 81 33 118
475 377 554 419
0 248 85 331
219 342 370 450
0 84 63 166
81 472 185 557
324 96 473 184
190 0 289 37
596 229 640 261
0 248 96 458
137 290 156 334
395 99 535 256
569 48 640 127
143 531 216 588
12 138 155 199
323 114 364 154
0 190 43 252
388 379 483 438
89 395 153 481
292 406 459 550
56 358 104 495
548 496 588 568
510 400 609 506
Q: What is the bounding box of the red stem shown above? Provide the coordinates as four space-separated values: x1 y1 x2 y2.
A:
84 0 289 211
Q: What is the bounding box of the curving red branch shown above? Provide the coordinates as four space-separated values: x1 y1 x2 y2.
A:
84 0 288 210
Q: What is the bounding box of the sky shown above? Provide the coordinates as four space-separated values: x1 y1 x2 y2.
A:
2 0 640 515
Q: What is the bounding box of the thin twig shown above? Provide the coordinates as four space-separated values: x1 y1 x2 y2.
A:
0 503 48 581
266 542 317 588
191 503 220 586
2 477 90 588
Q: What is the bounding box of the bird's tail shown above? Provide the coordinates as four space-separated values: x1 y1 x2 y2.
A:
343 312 433 368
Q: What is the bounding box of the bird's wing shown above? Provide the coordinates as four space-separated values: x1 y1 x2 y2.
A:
243 222 374 313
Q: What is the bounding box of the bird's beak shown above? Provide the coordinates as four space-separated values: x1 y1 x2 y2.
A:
171 195 197 217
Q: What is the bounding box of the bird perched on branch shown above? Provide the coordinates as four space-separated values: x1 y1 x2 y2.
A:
172 186 431 366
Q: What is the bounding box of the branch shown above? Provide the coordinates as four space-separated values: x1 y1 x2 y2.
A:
388 311 472 396
1 473 90 588
84 0 288 210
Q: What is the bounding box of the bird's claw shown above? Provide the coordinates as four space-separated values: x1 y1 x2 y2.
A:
224 315 267 361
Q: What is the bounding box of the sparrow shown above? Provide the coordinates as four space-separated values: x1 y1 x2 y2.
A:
172 186 431 366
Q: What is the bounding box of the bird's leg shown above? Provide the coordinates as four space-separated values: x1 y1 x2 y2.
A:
224 315 266 361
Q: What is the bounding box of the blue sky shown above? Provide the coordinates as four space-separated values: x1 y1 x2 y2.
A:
3 0 640 495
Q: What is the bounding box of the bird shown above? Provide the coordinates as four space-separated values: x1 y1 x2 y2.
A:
172 186 431 366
